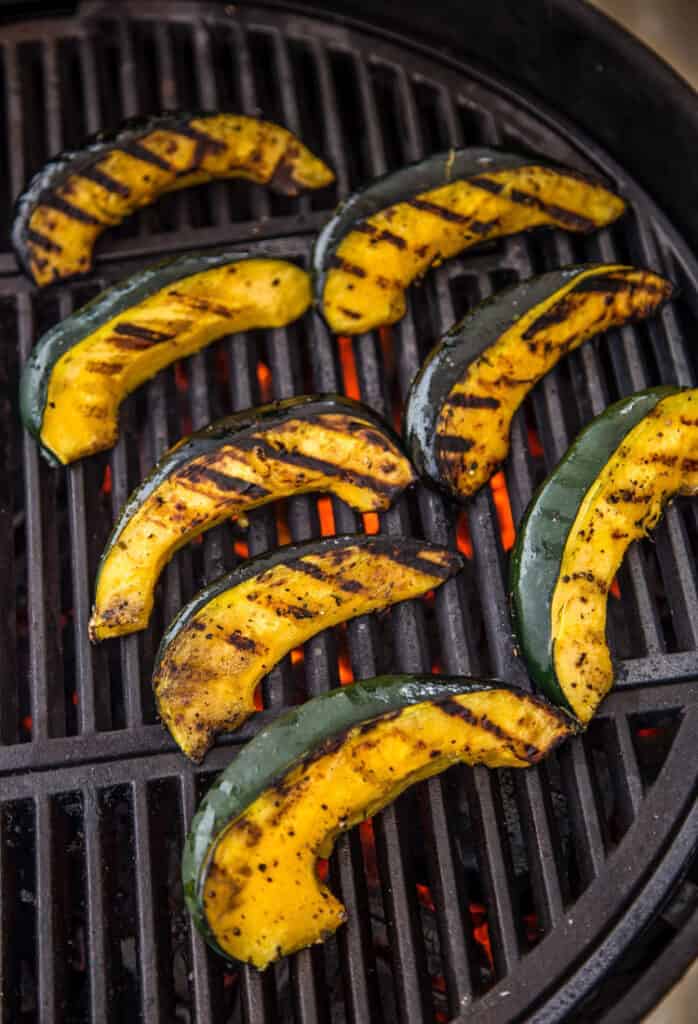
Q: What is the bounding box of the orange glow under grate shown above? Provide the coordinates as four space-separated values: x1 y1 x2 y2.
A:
256 360 272 402
457 511 473 559
317 496 336 536
337 335 361 400
490 471 515 551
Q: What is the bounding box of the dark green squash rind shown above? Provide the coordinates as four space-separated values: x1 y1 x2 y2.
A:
183 672 574 958
95 393 412 588
509 386 678 711
154 534 464 673
18 248 274 467
311 147 618 325
12 110 307 282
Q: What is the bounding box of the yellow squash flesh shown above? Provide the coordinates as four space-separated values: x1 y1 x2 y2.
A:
552 389 698 723
25 115 334 285
202 690 571 968
323 165 626 334
40 259 310 463
155 543 458 761
436 266 672 498
90 412 415 641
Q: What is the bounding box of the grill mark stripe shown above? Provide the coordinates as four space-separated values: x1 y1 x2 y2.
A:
290 558 367 594
330 256 367 278
407 196 471 224
521 297 575 340
183 465 270 498
436 435 475 453
469 175 596 231
375 228 407 249
113 322 175 343
438 698 539 761
117 140 173 172
338 307 361 320
110 336 154 351
235 437 397 495
445 393 501 410
85 360 124 376
169 292 236 318
173 123 227 153
368 539 458 580
26 228 62 253
41 194 102 225
79 164 131 197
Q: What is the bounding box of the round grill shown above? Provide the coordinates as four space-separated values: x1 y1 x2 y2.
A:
1 2 697 1021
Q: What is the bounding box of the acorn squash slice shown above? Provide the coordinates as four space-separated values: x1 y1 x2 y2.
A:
405 264 673 501
182 673 574 968
511 386 698 724
154 536 463 761
89 395 416 642
12 111 334 286
19 251 311 466
312 147 626 335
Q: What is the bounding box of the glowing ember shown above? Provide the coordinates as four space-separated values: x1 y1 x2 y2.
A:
337 336 361 400
174 361 189 394
456 511 473 559
21 715 32 733
469 903 494 971
338 650 354 686
317 496 336 536
256 360 272 402
275 504 291 545
637 726 663 738
610 577 621 599
431 659 443 673
233 540 249 559
253 684 264 712
359 819 379 887
316 858 329 882
291 648 304 666
527 425 544 457
490 471 515 551
416 883 436 912
100 465 112 496
72 692 79 706
362 512 380 535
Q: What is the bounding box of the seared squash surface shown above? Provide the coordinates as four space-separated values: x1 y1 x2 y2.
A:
199 684 571 968
427 265 672 500
154 537 463 761
551 389 698 722
13 112 334 285
316 152 625 334
21 256 310 464
90 396 415 641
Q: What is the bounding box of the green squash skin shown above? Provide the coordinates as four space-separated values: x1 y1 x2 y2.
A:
12 110 303 282
404 265 596 486
509 386 678 712
182 672 574 959
154 534 464 675
311 147 617 325
94 393 411 591
17 248 280 467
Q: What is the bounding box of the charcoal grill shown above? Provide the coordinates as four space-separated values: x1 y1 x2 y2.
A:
1 1 697 1021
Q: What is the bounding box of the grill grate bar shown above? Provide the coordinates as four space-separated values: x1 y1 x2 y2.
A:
35 794 57 1023
179 772 215 1024
83 786 109 1024
132 780 162 1023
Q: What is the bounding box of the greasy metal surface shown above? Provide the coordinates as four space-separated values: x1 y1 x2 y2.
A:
0 1 697 1021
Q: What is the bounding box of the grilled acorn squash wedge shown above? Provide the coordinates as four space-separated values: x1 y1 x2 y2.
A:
405 264 674 501
19 250 311 466
90 395 416 642
312 147 626 334
182 673 574 968
12 111 334 286
154 536 463 761
510 386 698 724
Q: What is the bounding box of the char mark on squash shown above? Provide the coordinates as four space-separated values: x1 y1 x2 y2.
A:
407 196 471 224
117 139 173 172
436 435 475 454
330 256 367 278
682 457 698 473
572 275 633 295
26 227 62 253
606 488 652 505
369 538 459 580
40 194 102 225
337 307 361 320
438 698 538 760
468 173 596 231
85 360 124 376
560 570 608 593
235 436 396 496
445 393 500 410
181 464 269 498
291 558 366 594
227 630 259 653
173 122 227 153
272 601 315 620
113 322 175 343
374 228 407 249
169 292 236 318
521 296 575 340
79 164 132 197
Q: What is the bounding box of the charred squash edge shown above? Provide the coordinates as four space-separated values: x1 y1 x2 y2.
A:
404 264 675 493
11 110 331 282
311 147 622 326
95 393 414 589
19 248 283 467
509 386 678 711
182 672 574 958
154 534 464 670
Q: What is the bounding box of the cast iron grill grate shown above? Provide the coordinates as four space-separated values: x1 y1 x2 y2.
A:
0 2 697 1021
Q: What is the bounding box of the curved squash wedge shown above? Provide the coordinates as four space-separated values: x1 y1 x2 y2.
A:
154 536 464 761
19 251 311 465
312 148 626 334
405 264 673 501
89 395 416 642
12 111 334 285
182 673 573 968
511 386 698 723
